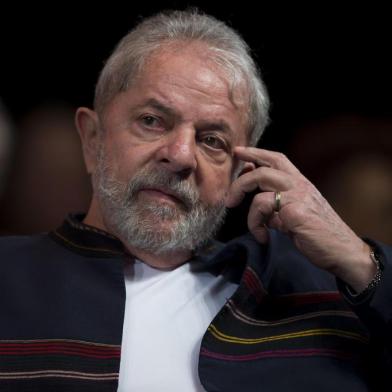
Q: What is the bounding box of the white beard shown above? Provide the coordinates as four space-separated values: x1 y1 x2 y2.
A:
93 148 227 255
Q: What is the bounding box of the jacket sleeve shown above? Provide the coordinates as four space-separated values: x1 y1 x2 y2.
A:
338 239 392 376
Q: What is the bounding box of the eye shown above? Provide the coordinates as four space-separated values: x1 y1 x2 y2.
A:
139 115 164 130
200 135 227 151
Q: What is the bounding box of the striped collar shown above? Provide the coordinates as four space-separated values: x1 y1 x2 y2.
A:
49 214 228 263
49 214 126 258
49 214 250 282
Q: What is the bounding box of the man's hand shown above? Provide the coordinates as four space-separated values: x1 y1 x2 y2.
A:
225 146 377 292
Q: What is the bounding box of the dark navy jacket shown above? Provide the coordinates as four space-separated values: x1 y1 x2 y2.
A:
0 215 391 391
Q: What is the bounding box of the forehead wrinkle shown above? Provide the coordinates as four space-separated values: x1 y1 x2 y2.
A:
150 79 237 124
144 53 233 102
142 42 249 110
162 71 231 103
138 78 236 121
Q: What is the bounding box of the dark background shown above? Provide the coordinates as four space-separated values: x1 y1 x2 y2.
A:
1 4 390 137
0 3 391 239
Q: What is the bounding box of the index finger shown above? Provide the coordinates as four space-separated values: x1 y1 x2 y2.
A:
234 146 300 175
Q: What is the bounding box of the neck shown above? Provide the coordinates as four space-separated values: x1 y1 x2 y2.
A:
125 247 192 270
83 198 192 270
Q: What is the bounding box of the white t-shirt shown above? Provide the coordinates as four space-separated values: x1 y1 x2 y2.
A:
118 258 238 391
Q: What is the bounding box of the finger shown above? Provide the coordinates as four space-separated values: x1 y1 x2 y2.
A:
250 223 270 244
226 166 293 207
237 162 256 176
247 192 275 243
267 212 286 232
234 146 300 175
247 192 287 242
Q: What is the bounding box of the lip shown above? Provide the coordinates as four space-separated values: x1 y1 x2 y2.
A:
139 188 183 205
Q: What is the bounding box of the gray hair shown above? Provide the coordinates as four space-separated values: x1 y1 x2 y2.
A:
94 9 270 146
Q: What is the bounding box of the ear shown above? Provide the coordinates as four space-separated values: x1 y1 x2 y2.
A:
75 107 101 174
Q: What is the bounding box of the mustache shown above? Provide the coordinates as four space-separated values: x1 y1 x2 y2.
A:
125 167 200 210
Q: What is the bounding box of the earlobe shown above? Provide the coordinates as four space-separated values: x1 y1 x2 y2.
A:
75 107 100 174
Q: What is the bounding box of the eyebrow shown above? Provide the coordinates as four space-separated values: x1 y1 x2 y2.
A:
138 98 234 136
139 98 177 117
197 119 234 136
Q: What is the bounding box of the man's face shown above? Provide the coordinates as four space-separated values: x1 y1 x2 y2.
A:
93 44 248 254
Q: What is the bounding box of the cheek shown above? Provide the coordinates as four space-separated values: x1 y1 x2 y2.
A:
198 165 233 205
104 135 153 177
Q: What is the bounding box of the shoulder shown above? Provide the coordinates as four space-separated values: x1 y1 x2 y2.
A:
0 233 81 280
0 233 58 277
0 233 46 252
0 233 57 258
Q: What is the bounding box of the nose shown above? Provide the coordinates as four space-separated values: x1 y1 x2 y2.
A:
156 128 197 176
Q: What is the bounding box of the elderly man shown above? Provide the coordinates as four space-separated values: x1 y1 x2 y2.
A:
1 10 391 392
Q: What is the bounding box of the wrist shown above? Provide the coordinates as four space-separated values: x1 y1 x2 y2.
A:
330 241 378 292
346 249 383 297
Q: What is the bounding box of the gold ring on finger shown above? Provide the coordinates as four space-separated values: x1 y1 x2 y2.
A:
274 191 282 212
